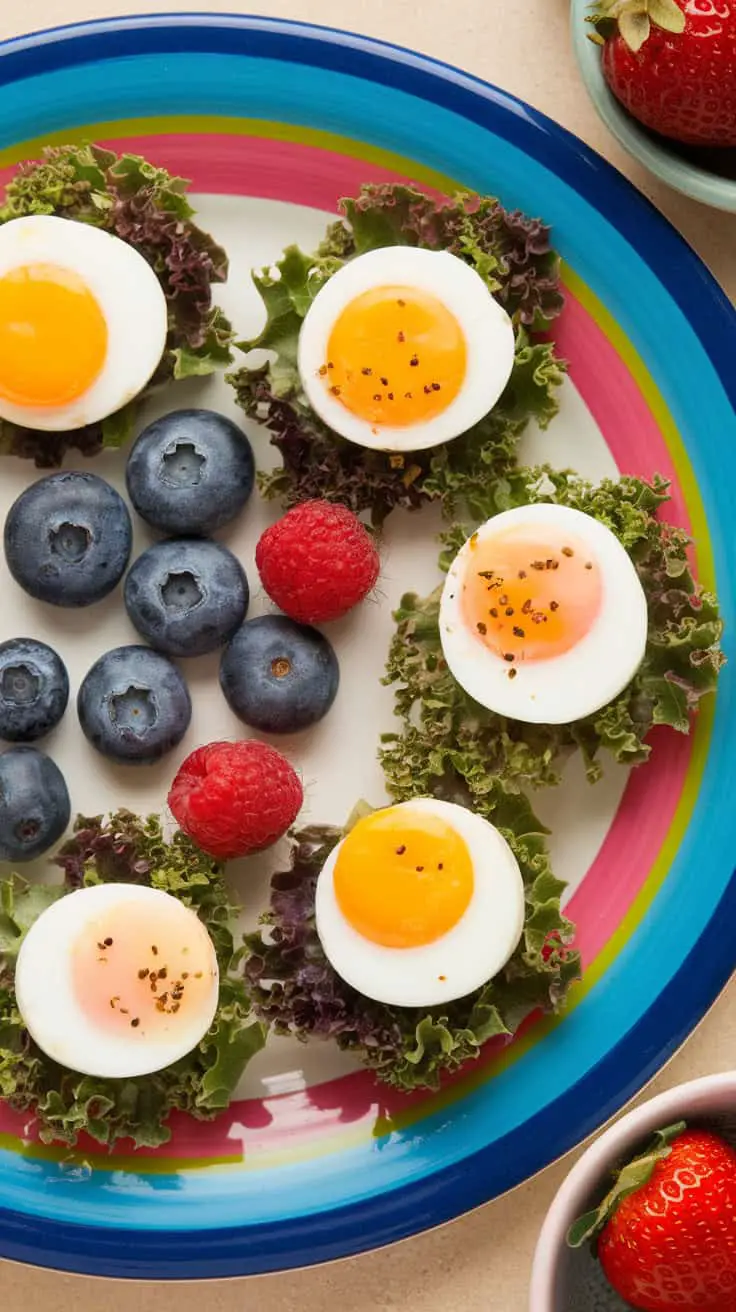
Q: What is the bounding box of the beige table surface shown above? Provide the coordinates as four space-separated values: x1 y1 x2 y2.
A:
0 2 733 1308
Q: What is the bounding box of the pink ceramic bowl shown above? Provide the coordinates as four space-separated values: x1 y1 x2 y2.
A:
529 1071 736 1311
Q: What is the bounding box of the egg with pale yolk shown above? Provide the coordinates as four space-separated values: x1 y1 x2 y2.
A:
440 503 648 725
14 883 219 1078
0 215 168 432
315 798 525 1007
297 246 515 452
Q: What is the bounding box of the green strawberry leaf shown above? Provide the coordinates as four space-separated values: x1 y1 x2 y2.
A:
567 1121 687 1248
648 0 686 34
619 9 651 51
589 0 685 48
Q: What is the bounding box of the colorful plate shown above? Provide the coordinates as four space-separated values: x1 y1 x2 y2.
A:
0 13 734 1282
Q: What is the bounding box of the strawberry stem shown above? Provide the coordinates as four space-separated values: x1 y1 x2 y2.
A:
567 1121 687 1249
587 0 685 52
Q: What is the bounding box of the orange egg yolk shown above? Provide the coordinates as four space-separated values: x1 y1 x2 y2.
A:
0 263 107 409
333 807 474 948
322 285 466 427
71 901 216 1038
462 524 603 664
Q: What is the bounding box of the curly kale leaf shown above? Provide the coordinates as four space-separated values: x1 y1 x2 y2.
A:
0 145 235 466
244 802 579 1092
382 468 724 794
322 183 565 330
0 812 265 1148
227 185 565 525
0 881 66 963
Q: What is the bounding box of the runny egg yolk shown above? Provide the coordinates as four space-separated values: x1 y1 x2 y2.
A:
462 524 603 663
72 901 216 1038
322 285 466 427
333 807 474 948
0 263 108 408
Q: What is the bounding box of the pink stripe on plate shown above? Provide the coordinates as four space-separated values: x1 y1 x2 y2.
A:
112 134 437 211
547 290 692 969
0 136 415 213
564 726 691 964
553 292 689 532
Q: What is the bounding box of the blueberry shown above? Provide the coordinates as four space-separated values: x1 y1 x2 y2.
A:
0 639 69 742
4 472 132 608
0 747 70 862
220 615 339 734
124 538 249 658
126 409 255 536
77 645 191 764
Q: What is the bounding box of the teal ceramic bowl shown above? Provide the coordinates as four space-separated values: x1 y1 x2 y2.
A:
570 0 736 211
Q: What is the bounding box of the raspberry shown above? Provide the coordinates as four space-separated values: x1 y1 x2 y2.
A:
255 500 380 624
168 740 303 860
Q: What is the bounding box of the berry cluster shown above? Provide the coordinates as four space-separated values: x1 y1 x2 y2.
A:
0 412 380 861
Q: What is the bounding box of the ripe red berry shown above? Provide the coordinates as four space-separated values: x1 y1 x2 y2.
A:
597 1129 736 1310
168 740 303 860
569 1125 736 1311
593 0 736 148
255 500 380 624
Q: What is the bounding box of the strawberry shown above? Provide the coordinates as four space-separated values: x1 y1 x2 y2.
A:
589 0 736 147
568 1123 736 1310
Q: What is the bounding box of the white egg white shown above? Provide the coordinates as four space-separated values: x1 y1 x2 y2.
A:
15 882 219 1079
315 798 526 1007
0 215 168 431
297 246 515 453
440 503 648 725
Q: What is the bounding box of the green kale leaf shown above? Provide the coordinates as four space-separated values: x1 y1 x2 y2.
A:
0 811 266 1148
0 145 235 466
382 468 724 793
321 183 565 329
227 185 566 526
0 880 66 962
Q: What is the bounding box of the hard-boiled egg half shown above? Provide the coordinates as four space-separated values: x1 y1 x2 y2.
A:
15 883 219 1078
0 215 168 431
440 503 648 724
298 246 515 452
315 798 525 1007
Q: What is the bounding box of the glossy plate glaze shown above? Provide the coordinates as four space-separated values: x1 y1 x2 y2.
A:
0 13 733 1282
